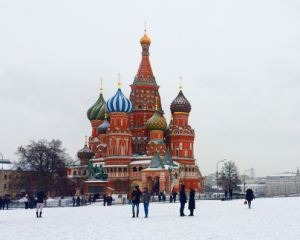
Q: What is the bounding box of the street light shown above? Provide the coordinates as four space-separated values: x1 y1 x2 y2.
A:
216 159 226 197
243 168 252 196
168 164 174 203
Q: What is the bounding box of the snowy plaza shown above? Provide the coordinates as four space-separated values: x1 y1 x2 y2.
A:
1 197 300 240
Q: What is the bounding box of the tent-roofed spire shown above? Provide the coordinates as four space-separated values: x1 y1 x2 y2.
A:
163 149 175 166
149 151 165 168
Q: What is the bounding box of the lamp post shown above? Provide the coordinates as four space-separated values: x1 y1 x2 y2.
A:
216 159 226 197
243 168 252 196
168 164 174 203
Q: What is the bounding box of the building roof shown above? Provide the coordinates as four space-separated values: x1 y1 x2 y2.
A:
148 151 165 169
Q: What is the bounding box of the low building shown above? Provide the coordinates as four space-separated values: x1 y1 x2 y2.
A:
0 159 20 198
265 168 300 196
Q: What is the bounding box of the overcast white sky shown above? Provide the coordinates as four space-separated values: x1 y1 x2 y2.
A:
1 1 299 177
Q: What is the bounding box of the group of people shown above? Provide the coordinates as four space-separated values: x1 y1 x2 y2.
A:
24 194 37 209
103 193 112 206
72 195 82 207
224 189 233 201
128 185 195 218
0 196 10 210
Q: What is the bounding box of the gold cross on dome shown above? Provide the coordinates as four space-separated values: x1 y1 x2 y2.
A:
100 78 103 93
85 135 87 145
145 22 147 31
180 76 182 91
118 73 121 89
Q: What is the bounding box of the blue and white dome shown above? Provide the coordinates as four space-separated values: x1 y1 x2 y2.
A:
106 88 133 114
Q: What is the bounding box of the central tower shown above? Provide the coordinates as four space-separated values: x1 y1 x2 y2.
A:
129 30 164 154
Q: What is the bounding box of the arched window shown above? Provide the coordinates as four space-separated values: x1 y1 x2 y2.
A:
135 143 139 152
114 168 117 172
118 168 122 172
73 171 77 175
137 121 140 127
192 168 194 172
124 168 127 172
141 142 144 150
138 167 143 172
133 167 137 172
138 105 143 109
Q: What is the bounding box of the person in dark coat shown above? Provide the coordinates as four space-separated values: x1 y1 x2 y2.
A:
103 192 107 206
188 188 195 216
172 191 178 203
29 195 35 209
158 194 161 202
131 186 141 218
224 189 228 200
0 196 3 210
162 193 166 202
4 197 10 210
36 191 45 218
179 185 187 216
88 196 92 204
72 195 75 207
76 196 81 206
245 188 255 209
229 189 233 200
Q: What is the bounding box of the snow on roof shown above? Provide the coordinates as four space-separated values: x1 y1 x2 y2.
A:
0 163 15 171
104 165 128 167
268 173 296 177
129 160 151 165
84 180 108 183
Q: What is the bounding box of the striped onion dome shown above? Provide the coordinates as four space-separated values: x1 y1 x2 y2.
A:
87 93 106 121
145 110 167 131
77 144 95 160
97 116 110 134
106 88 133 114
170 90 191 113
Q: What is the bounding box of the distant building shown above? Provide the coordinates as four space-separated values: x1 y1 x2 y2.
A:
265 168 300 196
250 168 255 179
0 159 20 198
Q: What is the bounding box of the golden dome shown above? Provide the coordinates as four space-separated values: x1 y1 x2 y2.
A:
140 30 151 45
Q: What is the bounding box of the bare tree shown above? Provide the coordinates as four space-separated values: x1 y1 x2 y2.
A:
12 139 72 196
219 161 241 191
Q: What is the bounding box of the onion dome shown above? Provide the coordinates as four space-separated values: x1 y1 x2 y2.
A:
77 137 95 160
97 112 110 134
106 80 133 114
87 83 106 121
140 30 151 45
170 85 191 113
146 109 167 131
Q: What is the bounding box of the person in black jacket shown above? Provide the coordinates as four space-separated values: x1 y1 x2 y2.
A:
179 185 187 217
131 186 141 218
245 188 255 209
76 196 81 206
172 191 178 203
224 189 228 201
4 197 10 210
229 189 233 200
0 196 3 210
36 191 45 218
188 188 195 216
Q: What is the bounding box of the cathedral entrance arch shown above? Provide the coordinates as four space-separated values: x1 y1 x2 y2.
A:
153 176 160 194
147 176 154 190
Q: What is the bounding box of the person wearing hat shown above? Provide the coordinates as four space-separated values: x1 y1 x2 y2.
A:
142 187 151 218
245 188 255 209
188 188 196 216
24 194 29 209
179 184 187 216
131 186 141 218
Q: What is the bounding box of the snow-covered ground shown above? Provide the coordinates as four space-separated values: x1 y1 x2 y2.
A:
1 197 300 240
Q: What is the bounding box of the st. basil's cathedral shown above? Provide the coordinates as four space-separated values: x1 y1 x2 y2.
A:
69 30 205 195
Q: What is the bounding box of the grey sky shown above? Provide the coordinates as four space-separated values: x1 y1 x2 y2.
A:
1 1 299 177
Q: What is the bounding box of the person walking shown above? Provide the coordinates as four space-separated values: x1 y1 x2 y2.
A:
142 187 151 218
245 188 255 209
131 186 141 218
36 190 45 218
24 194 29 209
162 193 166 202
172 191 178 203
88 196 92 205
179 185 187 217
29 195 35 209
4 197 10 210
72 195 76 207
103 192 107 206
224 189 228 201
76 196 81 206
128 192 132 204
229 189 233 200
188 188 195 216
0 196 3 210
